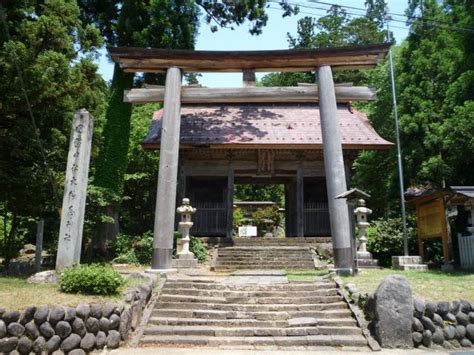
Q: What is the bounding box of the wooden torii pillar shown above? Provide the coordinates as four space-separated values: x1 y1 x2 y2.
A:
317 65 353 273
152 67 182 270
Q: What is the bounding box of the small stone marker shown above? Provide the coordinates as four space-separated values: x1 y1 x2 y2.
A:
373 275 414 348
56 109 93 272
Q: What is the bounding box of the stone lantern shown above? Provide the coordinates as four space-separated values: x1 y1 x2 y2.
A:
354 199 372 259
174 198 198 268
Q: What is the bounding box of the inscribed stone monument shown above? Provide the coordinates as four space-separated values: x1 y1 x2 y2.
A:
56 109 93 271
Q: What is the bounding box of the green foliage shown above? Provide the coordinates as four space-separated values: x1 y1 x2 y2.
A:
252 206 283 237
114 230 207 264
260 1 388 86
113 231 153 265
366 217 418 267
354 1 474 219
120 104 161 236
233 207 246 229
234 184 284 204
190 237 208 263
59 264 124 295
0 0 106 265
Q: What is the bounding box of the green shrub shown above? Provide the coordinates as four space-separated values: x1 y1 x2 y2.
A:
114 230 207 264
59 264 124 295
252 205 282 236
190 236 208 263
366 217 418 267
113 231 153 264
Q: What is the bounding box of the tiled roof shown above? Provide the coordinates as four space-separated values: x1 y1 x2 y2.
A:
142 104 392 149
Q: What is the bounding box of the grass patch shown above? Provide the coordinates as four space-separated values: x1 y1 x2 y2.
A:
0 275 140 310
340 269 474 301
286 269 329 280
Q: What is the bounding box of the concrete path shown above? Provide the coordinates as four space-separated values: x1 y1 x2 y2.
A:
106 347 474 355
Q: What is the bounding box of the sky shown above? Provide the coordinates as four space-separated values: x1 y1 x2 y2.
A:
97 0 411 87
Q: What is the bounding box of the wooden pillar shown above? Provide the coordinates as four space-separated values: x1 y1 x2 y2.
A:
35 219 44 273
243 70 256 87
316 65 353 274
226 164 234 240
296 167 304 238
152 67 182 270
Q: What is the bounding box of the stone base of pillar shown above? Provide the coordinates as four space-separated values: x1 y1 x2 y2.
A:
333 247 354 270
152 248 173 270
145 268 177 275
441 262 454 272
356 251 380 269
334 268 355 276
172 252 199 269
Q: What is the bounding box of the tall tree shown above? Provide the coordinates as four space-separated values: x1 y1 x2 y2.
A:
261 1 389 86
354 0 474 216
0 0 106 264
78 0 200 251
79 1 299 250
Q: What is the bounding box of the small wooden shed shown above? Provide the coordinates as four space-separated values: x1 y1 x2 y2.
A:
407 186 474 267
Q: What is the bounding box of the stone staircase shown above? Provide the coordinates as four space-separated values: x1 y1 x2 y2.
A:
140 276 367 349
213 246 316 272
213 238 326 272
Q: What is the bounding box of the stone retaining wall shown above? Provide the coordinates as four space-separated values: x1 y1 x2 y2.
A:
343 281 474 350
0 273 156 354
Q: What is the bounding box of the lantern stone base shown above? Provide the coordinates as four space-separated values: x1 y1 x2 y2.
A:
172 253 199 269
356 251 380 269
392 256 428 271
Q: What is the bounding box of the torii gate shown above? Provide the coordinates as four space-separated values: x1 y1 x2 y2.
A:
109 44 390 274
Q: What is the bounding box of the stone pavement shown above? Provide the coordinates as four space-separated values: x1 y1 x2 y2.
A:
106 347 474 355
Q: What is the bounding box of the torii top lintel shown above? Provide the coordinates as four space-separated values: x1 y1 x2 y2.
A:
108 43 390 73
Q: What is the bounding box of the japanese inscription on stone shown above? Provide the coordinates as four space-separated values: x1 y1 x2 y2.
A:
56 109 93 271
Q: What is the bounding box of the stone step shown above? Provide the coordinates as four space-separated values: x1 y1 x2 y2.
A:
152 308 353 320
159 294 343 305
163 281 333 290
216 256 314 260
156 301 348 312
143 325 362 337
214 264 315 269
148 317 358 328
140 334 367 347
213 265 315 271
220 247 312 250
400 264 429 271
215 258 314 262
159 288 336 298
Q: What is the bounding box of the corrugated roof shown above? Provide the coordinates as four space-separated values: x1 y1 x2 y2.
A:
142 104 392 149
450 186 474 199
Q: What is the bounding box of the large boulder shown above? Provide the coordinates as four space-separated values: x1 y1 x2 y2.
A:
373 275 414 348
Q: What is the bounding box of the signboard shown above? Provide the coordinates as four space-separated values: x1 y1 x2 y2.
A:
238 225 257 238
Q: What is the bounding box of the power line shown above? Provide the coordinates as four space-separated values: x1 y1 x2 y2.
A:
0 4 61 211
304 0 474 29
269 3 410 32
274 0 474 34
